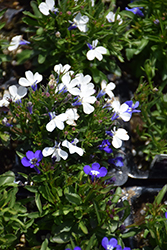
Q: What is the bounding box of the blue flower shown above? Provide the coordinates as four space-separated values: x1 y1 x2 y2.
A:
108 157 124 167
84 162 107 178
21 150 43 174
165 212 167 219
101 237 122 250
124 100 140 119
99 140 113 153
66 247 81 250
125 7 144 17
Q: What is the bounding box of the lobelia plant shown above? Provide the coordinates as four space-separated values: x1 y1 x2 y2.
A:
0 60 139 248
7 0 130 83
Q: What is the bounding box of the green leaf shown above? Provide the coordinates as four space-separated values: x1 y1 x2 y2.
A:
85 233 96 250
111 187 122 203
65 193 82 205
38 53 46 64
16 151 25 159
79 221 88 234
154 184 167 205
35 192 42 214
40 238 48 250
93 200 101 224
3 234 17 243
0 171 15 186
50 232 71 243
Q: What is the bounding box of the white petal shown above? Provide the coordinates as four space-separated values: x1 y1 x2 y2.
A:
34 72 43 83
73 12 82 23
92 39 98 48
19 77 30 87
42 147 55 157
120 112 131 122
9 85 17 97
95 46 107 55
62 73 71 85
86 50 95 61
107 82 116 91
94 50 103 61
25 70 34 84
54 64 62 74
39 2 50 15
63 64 71 73
46 0 55 9
58 148 68 160
112 136 122 149
115 128 129 140
83 102 94 114
46 119 56 132
77 23 88 32
55 119 65 130
17 86 27 98
69 87 80 96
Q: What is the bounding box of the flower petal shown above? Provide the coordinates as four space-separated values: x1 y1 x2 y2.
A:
83 165 91 175
42 147 55 157
21 157 30 167
86 50 95 61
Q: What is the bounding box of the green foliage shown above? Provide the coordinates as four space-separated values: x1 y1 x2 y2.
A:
128 185 167 249
20 0 128 81
134 79 167 160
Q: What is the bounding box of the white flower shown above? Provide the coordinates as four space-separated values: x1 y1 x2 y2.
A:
111 100 131 122
86 39 107 61
97 80 115 98
8 35 30 51
75 73 93 87
39 0 58 16
57 73 80 95
42 141 68 161
74 84 96 114
54 63 74 75
72 12 89 32
62 138 84 156
111 127 129 149
46 112 67 132
106 11 123 25
9 85 27 102
18 70 43 88
65 108 79 126
0 90 10 107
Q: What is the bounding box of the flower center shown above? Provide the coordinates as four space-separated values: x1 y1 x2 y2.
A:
91 170 100 176
30 158 37 165
107 246 114 250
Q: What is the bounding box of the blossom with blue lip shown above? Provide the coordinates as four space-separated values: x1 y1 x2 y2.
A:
108 157 124 167
9 85 27 103
21 150 43 174
101 237 122 250
125 100 140 119
68 12 89 32
42 141 68 161
125 7 144 17
8 35 30 51
97 80 115 99
19 70 43 91
39 0 58 16
84 162 107 178
86 39 107 61
99 140 113 154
